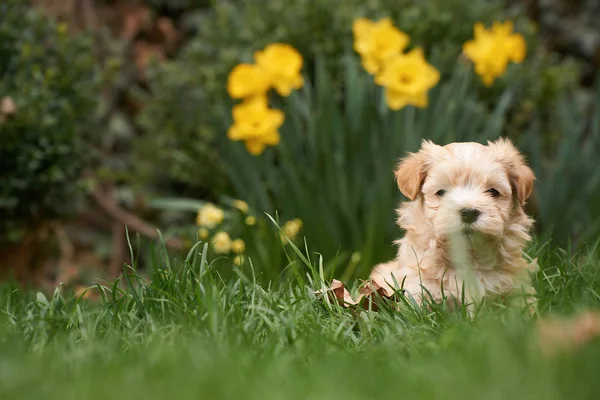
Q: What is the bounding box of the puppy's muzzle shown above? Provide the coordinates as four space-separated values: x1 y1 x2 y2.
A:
460 208 480 224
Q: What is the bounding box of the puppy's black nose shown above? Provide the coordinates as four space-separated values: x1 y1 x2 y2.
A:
460 208 480 224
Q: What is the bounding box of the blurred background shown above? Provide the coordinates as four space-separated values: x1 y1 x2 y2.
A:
1 0 600 292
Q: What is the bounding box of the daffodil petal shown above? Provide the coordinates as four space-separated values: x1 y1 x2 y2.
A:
274 83 293 97
245 140 266 155
262 130 281 145
413 92 429 108
474 22 486 39
353 18 373 38
227 124 244 141
227 64 270 99
362 56 380 75
506 35 526 63
483 73 495 86
385 89 410 110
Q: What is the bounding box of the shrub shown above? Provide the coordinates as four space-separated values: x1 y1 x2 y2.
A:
0 1 97 242
135 61 230 199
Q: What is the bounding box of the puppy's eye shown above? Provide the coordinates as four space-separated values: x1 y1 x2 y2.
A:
435 189 446 197
486 188 500 198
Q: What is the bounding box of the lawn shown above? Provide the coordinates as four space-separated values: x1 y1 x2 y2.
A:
1 240 600 400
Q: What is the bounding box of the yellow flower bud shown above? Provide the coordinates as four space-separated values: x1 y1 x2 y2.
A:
196 204 224 228
232 239 246 253
211 231 232 254
232 199 249 213
281 218 303 242
233 255 245 266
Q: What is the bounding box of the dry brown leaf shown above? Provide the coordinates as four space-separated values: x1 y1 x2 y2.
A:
356 279 395 311
538 311 600 356
315 278 398 310
314 279 356 307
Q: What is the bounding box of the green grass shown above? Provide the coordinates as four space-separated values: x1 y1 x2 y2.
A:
1 239 600 400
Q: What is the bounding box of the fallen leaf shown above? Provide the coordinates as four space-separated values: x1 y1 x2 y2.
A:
538 310 600 356
314 279 356 307
356 279 395 311
315 278 399 310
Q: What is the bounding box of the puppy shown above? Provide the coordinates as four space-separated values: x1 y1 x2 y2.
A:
371 138 537 308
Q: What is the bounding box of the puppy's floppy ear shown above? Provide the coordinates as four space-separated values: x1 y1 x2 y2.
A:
513 162 535 206
395 152 426 200
395 140 442 200
488 137 535 206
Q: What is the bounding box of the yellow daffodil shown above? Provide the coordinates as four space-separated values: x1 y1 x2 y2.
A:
227 63 270 99
232 199 249 213
227 95 284 155
245 216 257 226
281 218 303 242
375 48 440 110
231 239 246 253
196 203 224 228
463 21 526 86
353 17 410 75
211 231 232 254
198 228 209 240
254 43 304 97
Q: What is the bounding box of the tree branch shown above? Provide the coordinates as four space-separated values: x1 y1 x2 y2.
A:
91 183 183 251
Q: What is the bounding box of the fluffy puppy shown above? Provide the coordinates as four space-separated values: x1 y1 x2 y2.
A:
371 138 537 307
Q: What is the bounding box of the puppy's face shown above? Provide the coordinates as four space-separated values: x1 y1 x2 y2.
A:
395 138 534 239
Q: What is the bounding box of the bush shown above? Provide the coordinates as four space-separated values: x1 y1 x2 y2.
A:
135 62 230 199
0 1 97 242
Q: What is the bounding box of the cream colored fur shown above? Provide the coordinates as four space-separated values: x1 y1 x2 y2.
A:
371 138 537 308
